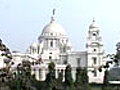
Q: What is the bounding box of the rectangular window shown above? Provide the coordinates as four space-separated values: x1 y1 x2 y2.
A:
94 70 97 77
38 46 40 54
63 60 67 64
50 41 53 47
77 58 81 67
93 57 97 64
49 56 52 60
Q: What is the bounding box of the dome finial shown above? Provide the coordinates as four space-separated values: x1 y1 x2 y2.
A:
89 17 99 28
93 17 95 22
51 8 56 23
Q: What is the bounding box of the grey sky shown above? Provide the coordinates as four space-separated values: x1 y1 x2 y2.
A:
0 0 119 53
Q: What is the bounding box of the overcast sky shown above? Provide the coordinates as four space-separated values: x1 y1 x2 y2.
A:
0 0 120 53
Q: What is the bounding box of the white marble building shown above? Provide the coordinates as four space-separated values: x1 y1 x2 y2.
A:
11 9 106 83
87 19 105 83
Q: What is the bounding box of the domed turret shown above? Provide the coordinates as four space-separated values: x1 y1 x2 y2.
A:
89 19 99 29
66 41 73 52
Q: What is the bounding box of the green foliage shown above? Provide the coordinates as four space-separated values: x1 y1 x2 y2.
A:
75 67 82 84
56 70 64 90
102 86 113 90
113 50 120 65
57 70 63 83
45 62 57 90
75 67 91 90
115 53 120 59
103 70 109 85
64 65 75 90
48 62 55 71
7 60 37 90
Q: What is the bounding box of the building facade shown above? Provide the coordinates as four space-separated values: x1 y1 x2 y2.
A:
87 20 105 83
12 9 106 83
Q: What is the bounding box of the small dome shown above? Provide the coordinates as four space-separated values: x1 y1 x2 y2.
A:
31 42 39 48
41 21 66 36
89 19 99 28
66 42 72 47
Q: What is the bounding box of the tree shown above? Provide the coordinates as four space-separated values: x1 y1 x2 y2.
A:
75 67 91 90
103 70 109 86
8 60 37 90
56 70 64 90
74 67 83 90
102 70 113 90
99 43 120 90
64 65 75 90
45 62 57 90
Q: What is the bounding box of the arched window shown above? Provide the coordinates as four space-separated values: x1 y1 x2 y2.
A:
92 33 97 41
49 56 52 60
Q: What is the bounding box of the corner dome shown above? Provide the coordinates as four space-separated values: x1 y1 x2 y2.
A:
66 41 72 47
31 42 39 48
89 19 99 28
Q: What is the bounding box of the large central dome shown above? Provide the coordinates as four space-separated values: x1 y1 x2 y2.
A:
41 21 66 36
41 9 66 37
